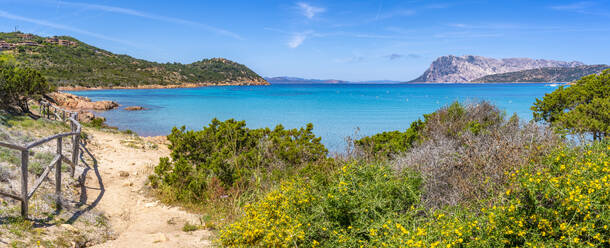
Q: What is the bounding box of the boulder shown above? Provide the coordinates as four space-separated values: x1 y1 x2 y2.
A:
49 92 119 111
76 110 105 123
124 106 145 111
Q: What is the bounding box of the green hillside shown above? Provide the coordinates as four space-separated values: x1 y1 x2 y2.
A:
472 65 610 83
0 32 268 88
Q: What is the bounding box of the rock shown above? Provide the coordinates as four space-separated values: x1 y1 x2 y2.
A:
49 92 119 111
154 233 169 243
410 55 585 83
144 201 158 208
119 171 129 178
60 224 79 232
124 106 145 111
76 110 106 123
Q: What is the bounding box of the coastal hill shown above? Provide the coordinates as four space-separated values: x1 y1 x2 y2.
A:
409 55 584 83
0 32 268 88
472 64 610 83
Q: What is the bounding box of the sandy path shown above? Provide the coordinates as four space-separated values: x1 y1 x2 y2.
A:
81 129 213 247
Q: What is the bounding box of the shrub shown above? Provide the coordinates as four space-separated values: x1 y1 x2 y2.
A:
85 117 106 128
380 140 610 247
220 162 422 247
355 101 503 159
393 104 562 209
182 222 199 232
0 60 54 113
355 119 424 159
149 119 328 204
532 69 610 140
222 140 610 247
421 101 503 139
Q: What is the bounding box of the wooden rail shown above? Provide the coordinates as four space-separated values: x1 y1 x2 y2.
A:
0 101 81 218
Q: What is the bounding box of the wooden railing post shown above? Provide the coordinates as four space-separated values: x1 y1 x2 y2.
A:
71 114 79 177
56 137 62 212
20 150 29 218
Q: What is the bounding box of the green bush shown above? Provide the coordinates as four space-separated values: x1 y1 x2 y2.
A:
355 119 423 159
532 69 610 140
149 118 328 204
0 59 54 113
355 101 503 159
83 117 106 128
220 162 422 247
221 140 610 247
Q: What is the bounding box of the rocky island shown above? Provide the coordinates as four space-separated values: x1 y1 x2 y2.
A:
408 55 606 83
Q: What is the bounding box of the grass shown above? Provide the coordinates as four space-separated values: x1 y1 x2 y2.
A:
182 222 200 232
28 151 56 175
0 147 20 165
3 115 71 140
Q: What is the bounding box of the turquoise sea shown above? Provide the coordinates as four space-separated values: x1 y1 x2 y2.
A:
69 83 561 152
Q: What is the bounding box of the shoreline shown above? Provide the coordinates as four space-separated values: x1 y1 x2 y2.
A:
61 81 567 91
403 81 569 84
58 81 269 91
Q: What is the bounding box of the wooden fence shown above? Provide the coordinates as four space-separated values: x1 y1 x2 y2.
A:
0 101 81 218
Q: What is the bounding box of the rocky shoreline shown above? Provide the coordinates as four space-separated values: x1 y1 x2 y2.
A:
57 80 269 91
47 92 119 123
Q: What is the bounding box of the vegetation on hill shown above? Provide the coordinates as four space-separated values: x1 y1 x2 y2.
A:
532 68 610 140
0 32 267 88
0 58 54 113
473 65 610 83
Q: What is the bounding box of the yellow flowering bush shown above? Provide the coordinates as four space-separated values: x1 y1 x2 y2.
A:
372 141 610 247
220 180 312 247
221 141 610 247
484 141 610 247
220 162 421 247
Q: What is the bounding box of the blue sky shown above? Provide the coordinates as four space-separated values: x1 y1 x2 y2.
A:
0 0 609 81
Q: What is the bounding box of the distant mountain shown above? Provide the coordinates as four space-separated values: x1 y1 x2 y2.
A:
409 55 584 83
0 32 268 88
357 80 402 84
265 77 350 84
472 65 610 83
265 77 402 84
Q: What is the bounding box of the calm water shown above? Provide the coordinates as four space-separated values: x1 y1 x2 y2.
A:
69 83 559 152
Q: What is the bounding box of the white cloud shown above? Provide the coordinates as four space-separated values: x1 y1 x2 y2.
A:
0 10 136 46
288 33 307 48
297 2 325 19
549 1 609 17
52 1 242 39
551 1 593 10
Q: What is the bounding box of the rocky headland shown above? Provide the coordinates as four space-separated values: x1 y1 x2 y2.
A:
47 92 118 123
410 55 585 83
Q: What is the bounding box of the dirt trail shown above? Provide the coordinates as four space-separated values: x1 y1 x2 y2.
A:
81 129 213 247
